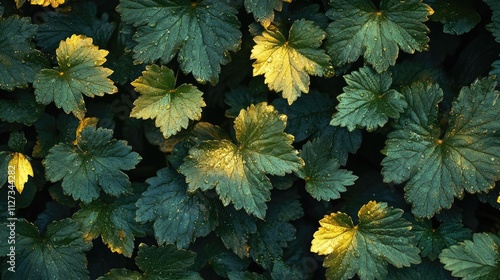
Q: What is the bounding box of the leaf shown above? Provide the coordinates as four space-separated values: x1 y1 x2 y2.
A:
224 84 268 119
130 64 206 138
387 259 454 280
272 90 335 142
251 19 333 104
33 34 117 120
44 126 141 203
117 0 241 84
119 243 202 280
381 78 500 218
36 1 116 53
244 0 290 27
215 205 257 258
72 191 147 257
439 233 500 280
311 201 421 280
429 0 480 35
228 271 266 280
0 90 44 125
316 125 363 166
33 113 79 158
179 102 303 219
0 14 47 90
296 138 357 201
330 66 407 131
326 0 433 73
135 167 218 248
413 219 471 261
7 152 33 194
1 219 92 280
30 0 65 8
248 193 301 269
485 0 500 43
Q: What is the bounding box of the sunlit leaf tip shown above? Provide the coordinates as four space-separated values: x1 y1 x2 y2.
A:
30 0 66 8
8 152 34 193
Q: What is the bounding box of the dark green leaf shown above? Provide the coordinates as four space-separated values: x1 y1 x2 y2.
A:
1 219 92 280
381 78 500 218
44 126 141 203
33 113 79 158
485 0 500 43
36 1 116 53
316 125 363 166
387 259 453 280
135 167 218 248
326 0 433 73
244 0 289 27
413 219 471 261
273 90 335 142
72 191 147 257
0 90 44 125
7 131 26 153
117 0 241 84
216 205 257 258
180 102 303 219
429 0 480 35
296 137 357 201
228 271 266 280
439 233 500 280
225 85 267 119
0 15 47 90
331 66 407 131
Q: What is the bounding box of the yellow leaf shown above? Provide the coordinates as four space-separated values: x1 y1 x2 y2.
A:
497 194 500 204
8 153 34 194
74 117 99 145
30 0 65 8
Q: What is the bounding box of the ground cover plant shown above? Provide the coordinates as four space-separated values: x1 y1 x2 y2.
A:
0 0 499 279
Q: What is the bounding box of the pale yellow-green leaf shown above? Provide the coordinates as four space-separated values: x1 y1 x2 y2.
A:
30 0 65 8
8 153 34 194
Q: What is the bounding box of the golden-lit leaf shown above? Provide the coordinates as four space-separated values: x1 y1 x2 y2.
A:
8 152 34 193
30 0 65 8
73 117 99 145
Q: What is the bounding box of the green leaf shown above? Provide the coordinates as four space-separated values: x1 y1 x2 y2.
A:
36 1 116 53
1 219 92 280
0 90 44 125
224 84 268 119
413 219 471 261
251 19 333 104
387 259 454 280
179 102 303 219
248 193 301 269
7 131 27 153
117 0 241 84
33 34 118 120
244 0 289 27
381 78 500 218
316 125 363 166
130 64 206 138
296 138 357 201
429 0 480 35
439 233 500 280
326 0 433 73
33 113 79 158
72 190 147 258
273 90 335 142
485 0 500 43
44 126 141 203
331 66 407 131
135 167 218 248
311 201 421 280
216 205 257 258
0 14 47 90
99 243 202 280
228 271 266 280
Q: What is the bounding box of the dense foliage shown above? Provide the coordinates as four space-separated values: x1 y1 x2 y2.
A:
0 0 499 279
